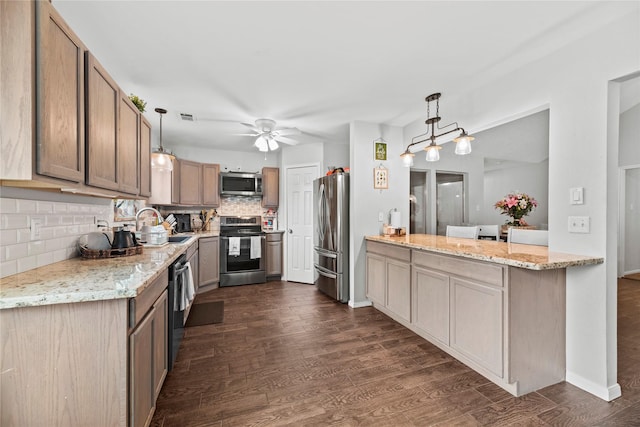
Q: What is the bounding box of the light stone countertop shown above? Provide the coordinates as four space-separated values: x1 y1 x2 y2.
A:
366 234 604 270
0 232 219 310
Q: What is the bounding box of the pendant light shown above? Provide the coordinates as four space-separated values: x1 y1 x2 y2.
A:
400 93 474 166
151 107 175 172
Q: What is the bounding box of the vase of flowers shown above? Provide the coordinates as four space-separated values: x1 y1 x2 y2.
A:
494 192 537 227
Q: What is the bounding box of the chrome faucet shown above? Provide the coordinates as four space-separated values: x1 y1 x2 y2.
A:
135 207 163 231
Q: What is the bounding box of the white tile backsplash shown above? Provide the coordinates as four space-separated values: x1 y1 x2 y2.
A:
0 194 112 278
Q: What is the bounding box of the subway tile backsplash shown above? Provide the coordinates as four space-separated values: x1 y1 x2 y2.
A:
0 194 111 279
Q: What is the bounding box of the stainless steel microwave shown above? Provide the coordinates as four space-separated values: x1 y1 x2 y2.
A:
220 172 263 196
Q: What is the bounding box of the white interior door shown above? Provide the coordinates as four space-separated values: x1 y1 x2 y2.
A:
286 165 318 283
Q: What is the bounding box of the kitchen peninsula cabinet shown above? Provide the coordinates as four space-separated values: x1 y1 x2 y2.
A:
198 236 220 291
364 235 604 397
261 167 279 208
365 241 411 324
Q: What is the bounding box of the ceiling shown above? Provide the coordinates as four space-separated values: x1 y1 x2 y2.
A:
53 1 637 154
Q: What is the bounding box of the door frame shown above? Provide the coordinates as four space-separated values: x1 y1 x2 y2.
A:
618 164 640 276
282 162 321 282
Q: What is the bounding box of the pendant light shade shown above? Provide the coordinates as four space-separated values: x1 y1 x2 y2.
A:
151 108 175 172
400 148 415 167
453 131 474 155
425 143 441 162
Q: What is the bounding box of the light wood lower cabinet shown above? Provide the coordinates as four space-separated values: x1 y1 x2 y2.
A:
365 241 411 324
129 271 168 427
198 236 219 292
366 240 566 397
266 232 283 280
187 241 199 293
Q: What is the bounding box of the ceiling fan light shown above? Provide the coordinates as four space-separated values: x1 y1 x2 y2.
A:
268 138 279 151
454 132 474 155
255 136 268 151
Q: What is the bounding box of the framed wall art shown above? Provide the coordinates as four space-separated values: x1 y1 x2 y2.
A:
374 140 387 161
374 166 388 189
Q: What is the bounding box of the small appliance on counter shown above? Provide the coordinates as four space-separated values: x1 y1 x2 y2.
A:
171 213 192 233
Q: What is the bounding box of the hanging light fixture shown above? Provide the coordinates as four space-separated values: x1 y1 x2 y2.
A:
400 93 474 166
151 107 175 171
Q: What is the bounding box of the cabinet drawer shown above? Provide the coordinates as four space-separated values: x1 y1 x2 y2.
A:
129 269 168 328
366 241 411 263
412 250 503 288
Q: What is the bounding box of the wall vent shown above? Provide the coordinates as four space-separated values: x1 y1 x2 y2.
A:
180 113 194 121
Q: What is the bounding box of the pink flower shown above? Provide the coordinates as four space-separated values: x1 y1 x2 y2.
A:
506 197 518 208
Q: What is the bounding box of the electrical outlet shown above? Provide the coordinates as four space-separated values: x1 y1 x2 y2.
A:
30 218 43 240
568 216 590 233
378 212 384 222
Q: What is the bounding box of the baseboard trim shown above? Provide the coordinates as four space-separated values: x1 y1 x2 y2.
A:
565 371 622 401
349 299 373 308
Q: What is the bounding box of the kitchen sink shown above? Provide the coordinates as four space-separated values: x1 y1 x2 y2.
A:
168 235 191 244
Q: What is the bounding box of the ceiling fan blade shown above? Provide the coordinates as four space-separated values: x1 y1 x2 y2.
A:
274 127 301 136
241 122 260 132
275 136 300 146
233 133 259 136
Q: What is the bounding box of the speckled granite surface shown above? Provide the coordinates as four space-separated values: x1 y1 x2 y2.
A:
0 232 218 310
366 234 603 270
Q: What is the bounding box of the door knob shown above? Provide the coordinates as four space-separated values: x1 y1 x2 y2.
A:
288 229 293 234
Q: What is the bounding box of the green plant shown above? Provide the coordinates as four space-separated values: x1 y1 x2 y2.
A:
128 93 146 113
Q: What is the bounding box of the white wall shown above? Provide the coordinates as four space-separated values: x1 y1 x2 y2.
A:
349 121 406 306
173 145 279 172
619 103 640 166
323 142 350 173
397 9 639 401
483 160 549 228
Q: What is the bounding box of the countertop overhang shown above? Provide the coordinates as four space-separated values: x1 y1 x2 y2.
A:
0 232 219 310
366 234 603 270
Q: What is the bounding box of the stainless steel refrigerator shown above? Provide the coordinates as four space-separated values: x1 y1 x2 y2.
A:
313 173 349 303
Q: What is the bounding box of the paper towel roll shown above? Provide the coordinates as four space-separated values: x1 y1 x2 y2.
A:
390 210 401 228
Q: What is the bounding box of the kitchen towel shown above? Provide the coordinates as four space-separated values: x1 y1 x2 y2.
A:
228 237 240 256
181 261 195 311
250 236 262 259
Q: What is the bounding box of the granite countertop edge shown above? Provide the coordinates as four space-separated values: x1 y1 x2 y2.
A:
365 235 604 271
0 232 218 310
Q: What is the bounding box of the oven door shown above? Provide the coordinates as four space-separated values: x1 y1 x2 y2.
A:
220 236 265 273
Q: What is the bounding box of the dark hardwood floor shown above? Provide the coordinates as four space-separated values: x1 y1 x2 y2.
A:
151 278 640 426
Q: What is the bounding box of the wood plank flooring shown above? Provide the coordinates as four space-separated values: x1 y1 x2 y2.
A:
151 279 640 426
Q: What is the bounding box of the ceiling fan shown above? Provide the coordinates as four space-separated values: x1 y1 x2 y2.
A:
238 118 301 152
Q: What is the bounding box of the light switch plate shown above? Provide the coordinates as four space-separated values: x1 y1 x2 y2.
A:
570 187 584 205
378 211 384 222
568 216 590 233
30 218 43 240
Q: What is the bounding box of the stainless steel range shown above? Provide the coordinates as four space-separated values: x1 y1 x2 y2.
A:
219 216 266 287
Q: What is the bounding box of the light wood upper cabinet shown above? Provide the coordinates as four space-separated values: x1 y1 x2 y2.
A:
171 158 181 205
139 116 152 197
36 0 85 183
85 52 118 191
178 159 202 205
118 93 140 194
261 167 279 208
202 163 220 207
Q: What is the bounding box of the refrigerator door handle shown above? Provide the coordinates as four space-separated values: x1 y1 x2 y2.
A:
314 247 337 258
318 183 326 243
314 264 337 279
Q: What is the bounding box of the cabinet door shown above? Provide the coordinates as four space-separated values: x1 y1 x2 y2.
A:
130 308 153 427
366 253 386 305
171 158 180 204
179 160 202 205
36 0 85 182
139 116 152 197
412 266 450 345
450 277 503 377
266 239 283 276
118 93 140 194
85 52 118 190
261 167 279 208
189 249 200 293
202 163 220 206
198 237 219 288
386 258 411 323
152 290 168 400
